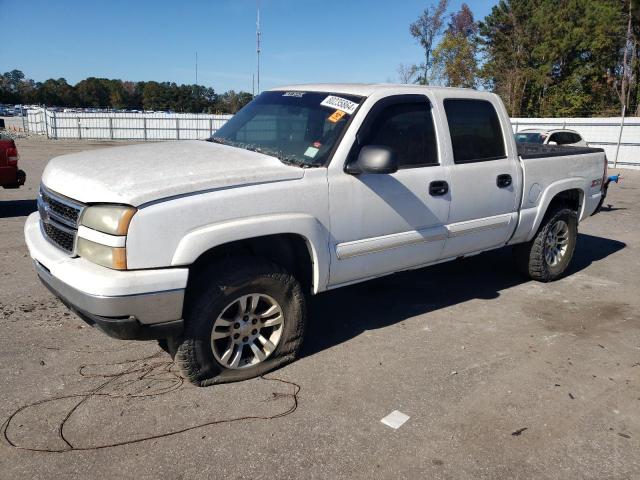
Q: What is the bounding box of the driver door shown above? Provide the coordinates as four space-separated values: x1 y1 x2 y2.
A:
327 95 451 287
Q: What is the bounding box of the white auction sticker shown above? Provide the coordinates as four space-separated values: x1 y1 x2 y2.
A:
320 95 359 115
304 146 319 158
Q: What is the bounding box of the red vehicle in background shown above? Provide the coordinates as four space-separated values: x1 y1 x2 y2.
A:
0 134 26 188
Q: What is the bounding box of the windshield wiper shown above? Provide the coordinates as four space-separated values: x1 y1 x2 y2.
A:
209 137 313 168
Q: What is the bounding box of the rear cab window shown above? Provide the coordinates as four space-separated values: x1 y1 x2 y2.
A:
443 99 506 164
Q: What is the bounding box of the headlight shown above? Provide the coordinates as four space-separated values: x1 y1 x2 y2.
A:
76 237 127 270
78 204 136 270
81 205 136 235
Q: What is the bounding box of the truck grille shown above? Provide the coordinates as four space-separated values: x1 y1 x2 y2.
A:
40 191 81 224
38 186 85 254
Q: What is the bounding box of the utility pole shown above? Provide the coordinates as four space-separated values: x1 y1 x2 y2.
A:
256 0 261 94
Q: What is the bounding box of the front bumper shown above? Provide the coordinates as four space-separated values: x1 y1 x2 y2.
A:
35 260 184 340
25 212 188 340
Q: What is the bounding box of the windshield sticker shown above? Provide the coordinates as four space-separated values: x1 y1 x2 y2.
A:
321 96 358 115
328 110 347 123
282 91 306 97
304 146 320 158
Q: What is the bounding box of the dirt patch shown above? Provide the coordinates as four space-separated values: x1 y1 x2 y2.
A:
525 298 637 336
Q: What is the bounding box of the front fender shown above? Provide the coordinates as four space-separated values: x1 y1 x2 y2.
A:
170 213 330 293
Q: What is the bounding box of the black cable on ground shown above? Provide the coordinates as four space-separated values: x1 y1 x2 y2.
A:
2 351 300 453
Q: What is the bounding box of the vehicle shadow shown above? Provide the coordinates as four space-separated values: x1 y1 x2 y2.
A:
0 199 37 219
301 233 626 359
599 205 627 212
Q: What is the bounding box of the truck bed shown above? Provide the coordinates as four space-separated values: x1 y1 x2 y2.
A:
517 143 604 159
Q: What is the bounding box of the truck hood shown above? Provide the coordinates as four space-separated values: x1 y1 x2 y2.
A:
41 140 306 206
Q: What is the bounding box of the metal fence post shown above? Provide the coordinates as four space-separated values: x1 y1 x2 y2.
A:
43 107 49 139
176 117 180 140
77 117 82 139
209 118 213 136
143 117 147 141
109 117 114 140
52 111 57 139
614 105 626 169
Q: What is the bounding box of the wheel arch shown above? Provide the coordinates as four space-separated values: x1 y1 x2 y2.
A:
526 179 584 242
171 214 329 294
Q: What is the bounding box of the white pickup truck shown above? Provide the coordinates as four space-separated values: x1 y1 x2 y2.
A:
25 84 608 385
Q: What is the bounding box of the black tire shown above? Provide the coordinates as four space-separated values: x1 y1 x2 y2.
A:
513 207 578 282
168 256 306 386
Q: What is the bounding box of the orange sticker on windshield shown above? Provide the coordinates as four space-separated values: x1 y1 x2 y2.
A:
328 110 346 123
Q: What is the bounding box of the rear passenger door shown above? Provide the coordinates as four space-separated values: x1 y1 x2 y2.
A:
441 98 520 258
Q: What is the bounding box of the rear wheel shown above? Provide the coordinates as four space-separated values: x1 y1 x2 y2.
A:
513 207 578 282
168 257 306 386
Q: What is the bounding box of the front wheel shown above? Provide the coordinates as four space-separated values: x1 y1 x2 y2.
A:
513 207 578 282
169 257 306 386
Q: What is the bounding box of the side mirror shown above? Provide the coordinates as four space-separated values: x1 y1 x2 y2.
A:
346 145 398 175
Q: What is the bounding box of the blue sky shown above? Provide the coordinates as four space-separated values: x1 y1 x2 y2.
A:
0 0 496 93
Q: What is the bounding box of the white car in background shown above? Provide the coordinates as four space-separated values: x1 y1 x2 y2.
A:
515 129 588 147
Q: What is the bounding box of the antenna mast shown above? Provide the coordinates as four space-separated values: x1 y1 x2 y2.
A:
256 0 261 95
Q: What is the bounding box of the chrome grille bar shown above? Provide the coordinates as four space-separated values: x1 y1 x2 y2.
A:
38 185 85 255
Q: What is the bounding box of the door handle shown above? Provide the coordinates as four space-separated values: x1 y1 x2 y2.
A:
497 174 512 188
429 180 449 196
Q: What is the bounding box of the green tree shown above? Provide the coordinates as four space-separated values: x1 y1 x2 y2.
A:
37 78 77 106
0 69 251 114
409 0 449 84
479 0 636 117
432 3 479 88
75 77 111 108
215 90 253 114
0 69 26 103
478 0 539 117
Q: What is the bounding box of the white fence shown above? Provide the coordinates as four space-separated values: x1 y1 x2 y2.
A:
512 117 640 168
26 108 232 140
25 109 640 167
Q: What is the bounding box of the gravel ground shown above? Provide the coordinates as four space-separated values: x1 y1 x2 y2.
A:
1 138 639 479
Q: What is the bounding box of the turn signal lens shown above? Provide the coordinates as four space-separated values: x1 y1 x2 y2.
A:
76 237 127 270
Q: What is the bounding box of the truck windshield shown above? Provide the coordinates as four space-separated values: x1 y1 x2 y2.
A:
210 91 363 167
514 132 546 144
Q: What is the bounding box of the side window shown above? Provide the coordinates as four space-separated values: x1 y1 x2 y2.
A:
548 133 561 144
443 99 506 163
364 102 438 168
551 132 577 145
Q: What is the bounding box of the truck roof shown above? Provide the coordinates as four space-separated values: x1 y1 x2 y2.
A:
269 83 478 97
